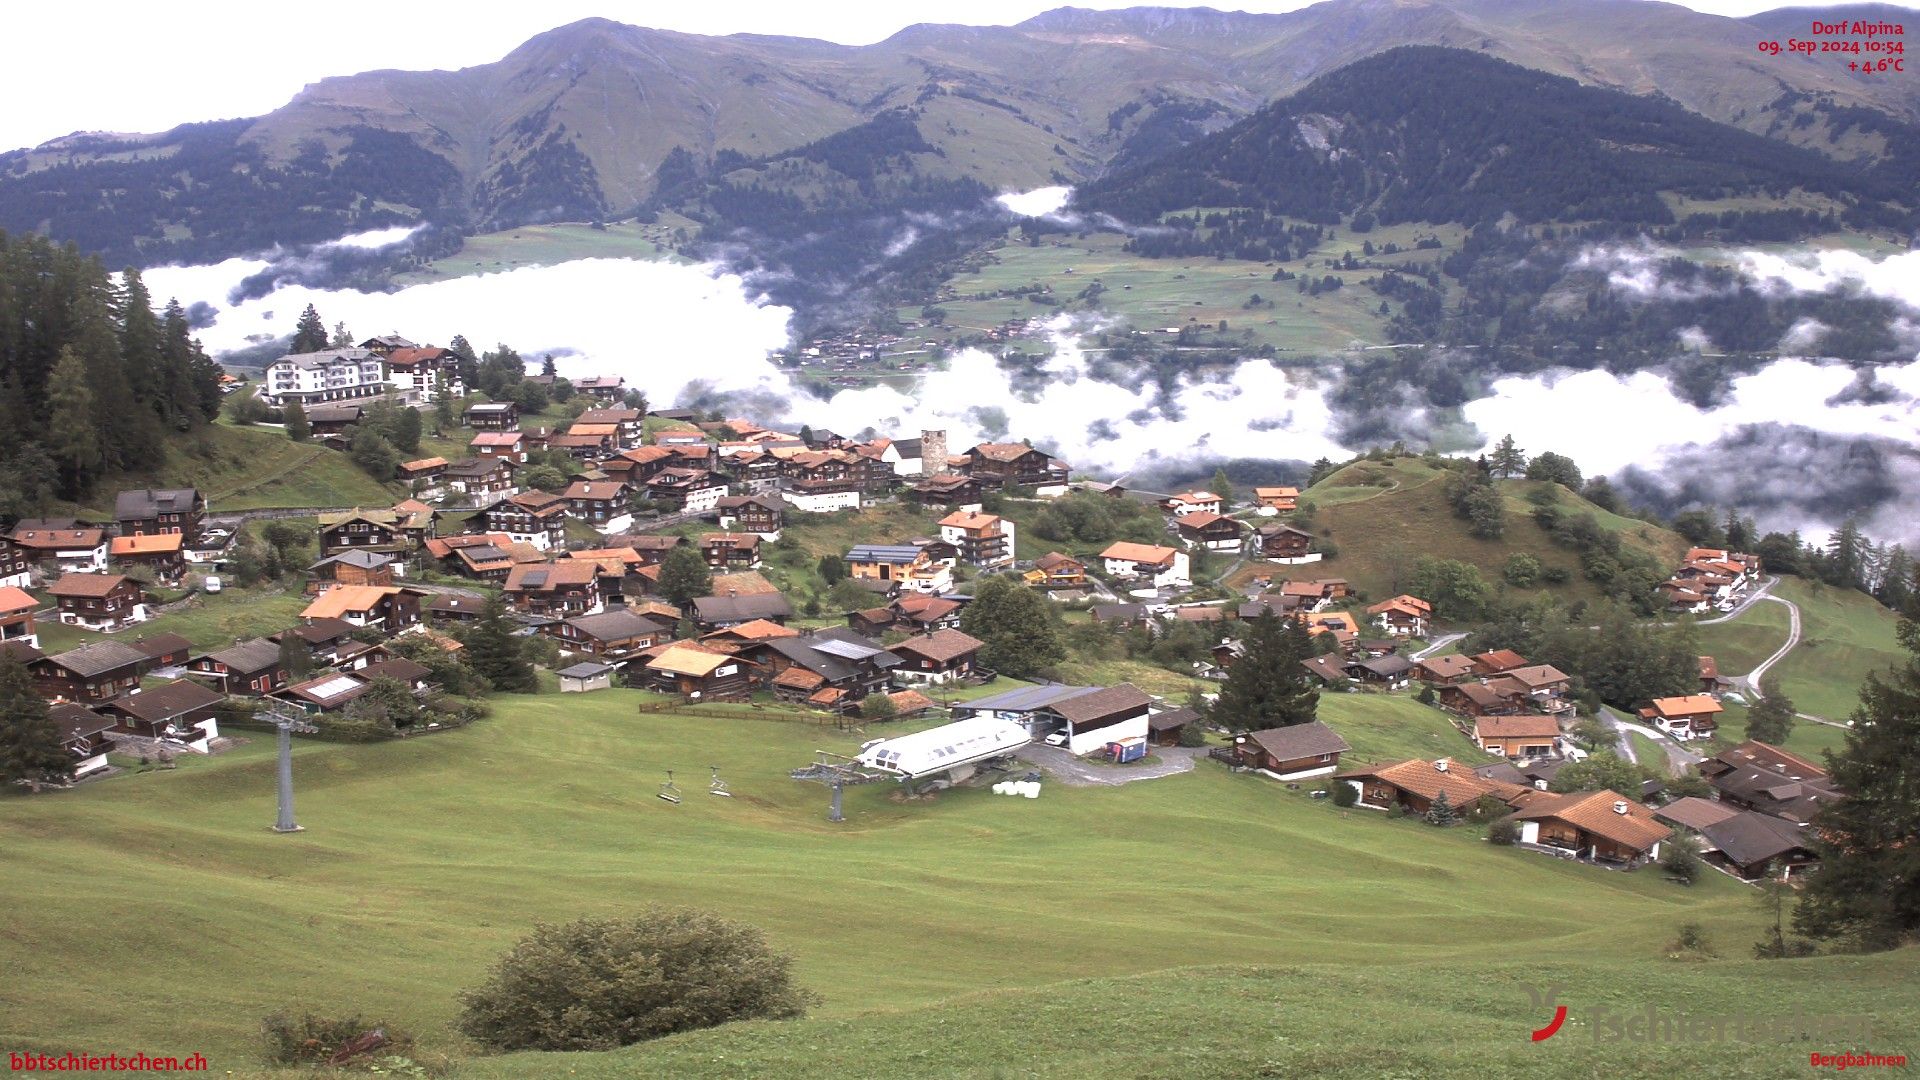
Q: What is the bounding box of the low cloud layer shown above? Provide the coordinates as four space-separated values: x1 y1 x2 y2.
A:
145 225 1920 545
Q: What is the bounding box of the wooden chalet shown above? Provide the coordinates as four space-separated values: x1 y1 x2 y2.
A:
1696 812 1820 880
504 561 602 617
1026 551 1087 588
1439 681 1518 717
1509 790 1670 864
108 533 187 581
442 457 517 502
1637 694 1723 739
909 473 985 509
1255 523 1314 561
715 494 785 537
114 487 206 538
307 550 397 592
965 443 1069 492
636 642 755 700
465 401 520 430
888 627 984 683
543 608 669 661
188 637 291 696
47 573 147 632
1366 594 1432 637
299 585 427 634
7 525 109 574
317 509 409 557
1231 721 1351 779
1333 757 1535 816
700 533 762 570
1697 740 1840 824
100 679 223 742
128 632 192 668
476 492 568 551
1473 715 1564 760
1414 654 1478 686
50 702 115 778
31 641 152 703
1253 486 1300 512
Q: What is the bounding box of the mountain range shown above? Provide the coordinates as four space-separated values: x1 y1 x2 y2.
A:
2 1 1916 268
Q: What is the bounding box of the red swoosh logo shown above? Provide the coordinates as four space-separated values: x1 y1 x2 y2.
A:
1531 1006 1568 1042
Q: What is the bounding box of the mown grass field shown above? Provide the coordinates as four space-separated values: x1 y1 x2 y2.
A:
1696 595 1794 678
1302 457 1685 606
920 228 1442 355
1771 578 1905 722
71 423 396 516
11 688 1907 1077
394 219 692 285
29 584 312 656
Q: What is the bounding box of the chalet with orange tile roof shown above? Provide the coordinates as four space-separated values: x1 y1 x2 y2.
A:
1099 542 1190 589
0 585 42 649
939 510 1015 569
1253 486 1300 513
504 561 602 617
109 532 187 581
1510 790 1671 863
6 525 109 574
299 585 427 634
1637 694 1723 740
1175 511 1247 553
1473 715 1566 760
1333 757 1536 816
1366 594 1432 637
1164 490 1223 517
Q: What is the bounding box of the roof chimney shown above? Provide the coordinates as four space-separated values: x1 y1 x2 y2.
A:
1433 758 1449 773
1613 800 1629 815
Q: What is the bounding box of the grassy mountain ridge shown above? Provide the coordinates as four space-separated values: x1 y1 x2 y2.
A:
1077 46 1916 233
4 1 1917 268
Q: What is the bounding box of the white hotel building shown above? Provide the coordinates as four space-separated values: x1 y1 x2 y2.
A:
262 349 390 405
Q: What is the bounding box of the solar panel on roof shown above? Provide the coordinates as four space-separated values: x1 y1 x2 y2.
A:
305 675 362 700
812 639 883 660
521 570 548 587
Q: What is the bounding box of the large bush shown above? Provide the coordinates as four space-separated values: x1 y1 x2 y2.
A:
457 910 814 1052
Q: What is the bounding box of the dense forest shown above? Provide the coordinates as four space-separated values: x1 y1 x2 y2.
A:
0 231 225 506
1077 47 1918 250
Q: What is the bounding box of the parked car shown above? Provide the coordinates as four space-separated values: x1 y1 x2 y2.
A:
1043 730 1069 748
203 575 223 593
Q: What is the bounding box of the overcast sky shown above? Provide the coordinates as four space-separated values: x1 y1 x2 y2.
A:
2 0 1892 151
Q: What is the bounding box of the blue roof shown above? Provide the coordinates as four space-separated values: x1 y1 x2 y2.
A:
846 544 922 564
954 683 1098 714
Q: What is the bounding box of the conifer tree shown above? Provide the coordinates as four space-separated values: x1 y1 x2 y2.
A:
283 400 310 442
1425 791 1459 826
46 347 101 497
1744 678 1796 745
291 305 328 353
0 655 71 786
1209 467 1234 510
395 407 424 454
463 593 537 693
1489 434 1526 478
1212 611 1319 731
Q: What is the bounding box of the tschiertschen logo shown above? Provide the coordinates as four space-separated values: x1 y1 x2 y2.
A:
1526 984 1567 1042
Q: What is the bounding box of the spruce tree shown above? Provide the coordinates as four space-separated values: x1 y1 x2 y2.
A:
1209 467 1234 510
1744 678 1796 745
1794 573 1920 949
283 400 310 442
0 655 71 786
463 594 537 693
45 347 101 497
1212 611 1319 731
330 321 355 349
658 545 714 607
1425 791 1459 826
395 407 424 454
291 305 328 353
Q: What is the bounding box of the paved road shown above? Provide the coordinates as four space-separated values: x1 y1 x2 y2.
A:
1697 576 1780 626
1737 594 1801 693
1411 633 1467 661
1599 706 1704 777
1017 743 1206 787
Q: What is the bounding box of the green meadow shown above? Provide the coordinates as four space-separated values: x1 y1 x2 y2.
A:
5 688 1912 1078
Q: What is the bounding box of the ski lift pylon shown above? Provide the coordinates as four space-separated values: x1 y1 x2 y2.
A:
708 765 732 798
658 770 682 805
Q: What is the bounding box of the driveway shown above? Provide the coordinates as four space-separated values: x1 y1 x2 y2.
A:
1736 594 1801 693
1411 633 1467 661
1017 742 1207 787
1599 706 1703 777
